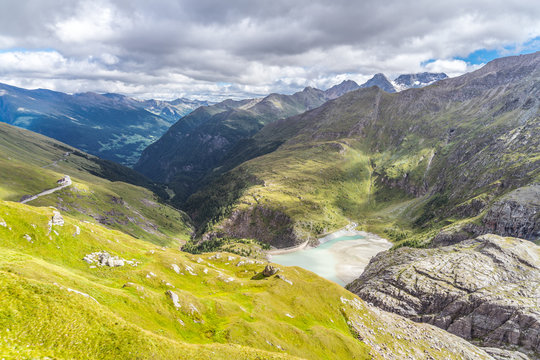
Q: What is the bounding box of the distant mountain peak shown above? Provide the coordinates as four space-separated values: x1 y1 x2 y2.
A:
324 80 360 99
360 73 396 93
392 72 448 91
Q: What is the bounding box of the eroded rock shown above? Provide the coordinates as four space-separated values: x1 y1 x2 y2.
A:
347 234 540 355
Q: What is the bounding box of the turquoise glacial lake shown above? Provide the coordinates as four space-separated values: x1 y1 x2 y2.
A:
269 233 391 286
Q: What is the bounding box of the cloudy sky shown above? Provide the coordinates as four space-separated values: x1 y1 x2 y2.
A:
0 0 539 101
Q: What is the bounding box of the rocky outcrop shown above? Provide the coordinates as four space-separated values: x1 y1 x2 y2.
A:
83 251 139 267
346 235 540 356
482 185 540 240
215 205 303 248
262 264 279 277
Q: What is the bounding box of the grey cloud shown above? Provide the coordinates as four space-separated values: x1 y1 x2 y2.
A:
0 0 538 100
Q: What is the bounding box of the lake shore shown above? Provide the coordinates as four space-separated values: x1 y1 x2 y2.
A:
329 232 392 284
268 224 392 286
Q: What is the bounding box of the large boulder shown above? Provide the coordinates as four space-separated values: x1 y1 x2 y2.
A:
346 234 540 356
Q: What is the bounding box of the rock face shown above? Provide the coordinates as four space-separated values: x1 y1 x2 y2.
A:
482 185 540 240
346 235 540 355
215 206 304 248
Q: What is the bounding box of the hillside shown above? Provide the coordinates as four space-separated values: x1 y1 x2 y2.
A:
0 83 207 166
135 82 361 201
184 52 540 247
0 199 497 359
0 122 192 247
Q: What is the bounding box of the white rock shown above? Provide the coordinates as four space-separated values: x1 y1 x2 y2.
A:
73 225 80 236
23 234 32 242
51 211 64 226
146 272 157 278
166 290 181 309
171 264 181 274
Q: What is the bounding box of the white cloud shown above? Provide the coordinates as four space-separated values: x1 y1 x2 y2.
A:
0 0 538 100
424 59 483 78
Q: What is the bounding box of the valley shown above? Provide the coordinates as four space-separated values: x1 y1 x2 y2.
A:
0 42 538 359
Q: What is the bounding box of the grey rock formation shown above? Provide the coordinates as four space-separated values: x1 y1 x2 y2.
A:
482 185 540 240
51 210 65 226
483 347 531 360
263 264 279 277
83 251 139 267
346 235 540 356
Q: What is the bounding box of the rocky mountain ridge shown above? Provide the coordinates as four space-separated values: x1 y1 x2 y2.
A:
183 52 539 247
346 234 540 359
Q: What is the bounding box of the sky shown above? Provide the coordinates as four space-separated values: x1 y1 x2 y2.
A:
0 0 539 101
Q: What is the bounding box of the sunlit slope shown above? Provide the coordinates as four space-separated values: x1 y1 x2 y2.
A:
186 53 540 247
0 122 192 247
0 200 492 359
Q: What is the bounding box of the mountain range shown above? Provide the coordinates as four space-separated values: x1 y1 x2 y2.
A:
0 83 209 166
134 72 447 202
0 52 538 360
180 52 539 248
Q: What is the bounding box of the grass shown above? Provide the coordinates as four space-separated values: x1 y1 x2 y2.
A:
0 122 192 248
0 199 483 359
185 81 540 248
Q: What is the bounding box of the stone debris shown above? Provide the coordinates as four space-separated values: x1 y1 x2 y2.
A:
82 251 139 267
185 265 197 275
166 290 181 309
208 253 222 260
23 234 32 242
262 264 279 277
236 258 265 266
276 274 293 285
227 256 236 261
196 257 204 263
285 313 294 318
73 225 80 236
171 264 181 274
0 217 6 227
51 211 64 226
122 282 144 291
146 272 157 278
189 304 199 314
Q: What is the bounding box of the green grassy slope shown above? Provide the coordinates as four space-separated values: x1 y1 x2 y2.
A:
135 85 358 202
185 53 540 247
0 123 192 247
0 200 491 359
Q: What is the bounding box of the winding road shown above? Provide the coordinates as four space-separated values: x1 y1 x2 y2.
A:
20 175 72 204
